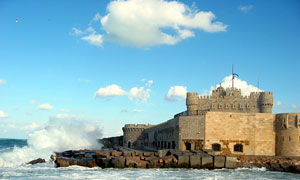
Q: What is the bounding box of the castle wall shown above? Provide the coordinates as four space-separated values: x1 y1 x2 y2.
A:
178 114 205 151
204 112 276 156
275 113 300 156
143 118 179 151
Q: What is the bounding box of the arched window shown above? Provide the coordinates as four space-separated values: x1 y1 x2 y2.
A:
212 143 221 151
234 144 243 152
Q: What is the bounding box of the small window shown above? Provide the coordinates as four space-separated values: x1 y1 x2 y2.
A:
234 144 243 152
212 143 221 151
168 142 171 149
172 141 176 149
289 136 291 142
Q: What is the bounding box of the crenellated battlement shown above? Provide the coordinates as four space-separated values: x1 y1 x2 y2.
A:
186 87 273 114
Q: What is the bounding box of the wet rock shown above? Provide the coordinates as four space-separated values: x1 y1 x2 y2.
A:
96 158 112 168
27 158 46 165
112 158 125 168
78 159 97 168
55 157 70 167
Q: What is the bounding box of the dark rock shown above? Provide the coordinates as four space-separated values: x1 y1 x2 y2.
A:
27 158 46 165
96 158 112 168
269 162 284 172
112 158 125 168
78 159 97 168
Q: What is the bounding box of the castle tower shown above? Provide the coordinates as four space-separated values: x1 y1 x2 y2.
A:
122 124 152 149
259 92 273 113
275 113 300 156
186 92 199 116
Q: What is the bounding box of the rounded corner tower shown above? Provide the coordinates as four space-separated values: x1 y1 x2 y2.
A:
259 91 273 113
186 92 199 116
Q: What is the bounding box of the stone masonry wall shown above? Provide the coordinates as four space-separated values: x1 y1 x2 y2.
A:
178 115 205 151
143 118 179 151
204 112 276 156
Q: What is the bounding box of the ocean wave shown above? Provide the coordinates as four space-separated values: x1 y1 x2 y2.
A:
0 119 102 167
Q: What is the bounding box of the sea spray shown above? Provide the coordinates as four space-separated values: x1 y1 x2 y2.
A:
0 119 102 167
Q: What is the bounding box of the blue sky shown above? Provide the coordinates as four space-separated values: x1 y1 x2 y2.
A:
0 0 300 139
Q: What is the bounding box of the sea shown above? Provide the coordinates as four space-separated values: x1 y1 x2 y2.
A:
0 139 299 180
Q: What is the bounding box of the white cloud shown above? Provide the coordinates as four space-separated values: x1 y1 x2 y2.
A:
203 75 262 96
37 104 54 110
290 104 300 112
146 80 153 87
95 84 151 101
0 110 8 118
28 100 36 104
238 5 253 13
165 86 187 102
133 109 145 113
74 0 227 48
94 84 127 98
71 27 83 36
81 34 103 47
0 80 5 85
129 87 150 101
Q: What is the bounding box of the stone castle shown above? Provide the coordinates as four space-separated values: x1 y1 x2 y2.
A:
107 82 300 157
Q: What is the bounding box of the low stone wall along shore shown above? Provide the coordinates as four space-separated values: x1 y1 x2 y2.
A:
51 147 300 174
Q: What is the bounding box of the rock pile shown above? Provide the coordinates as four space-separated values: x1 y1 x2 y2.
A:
52 147 300 174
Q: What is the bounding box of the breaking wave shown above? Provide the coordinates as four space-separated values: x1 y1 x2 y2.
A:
0 119 102 167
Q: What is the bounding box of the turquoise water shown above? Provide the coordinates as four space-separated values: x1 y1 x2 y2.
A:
0 139 299 180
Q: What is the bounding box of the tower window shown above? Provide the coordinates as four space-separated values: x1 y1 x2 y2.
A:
234 144 243 152
212 143 221 151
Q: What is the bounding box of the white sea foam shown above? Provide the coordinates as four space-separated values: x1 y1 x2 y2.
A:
0 119 102 167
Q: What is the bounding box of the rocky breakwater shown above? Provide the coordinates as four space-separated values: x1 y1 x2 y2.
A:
52 148 238 169
51 148 300 174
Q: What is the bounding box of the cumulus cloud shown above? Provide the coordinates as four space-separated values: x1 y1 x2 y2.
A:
94 84 127 98
71 27 83 36
95 84 151 101
0 80 5 85
290 104 300 112
74 0 227 48
275 101 286 110
202 75 262 96
165 86 187 102
238 5 253 13
129 87 150 101
0 110 8 118
37 104 54 110
81 34 103 48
